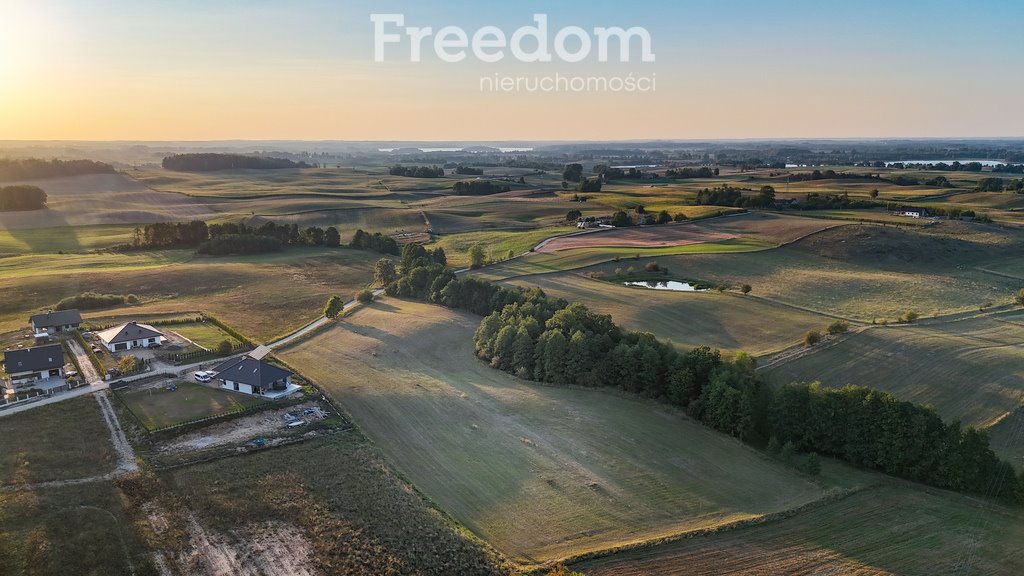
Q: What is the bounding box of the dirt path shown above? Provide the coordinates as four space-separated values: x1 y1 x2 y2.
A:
94 391 139 473
269 288 385 349
68 337 103 384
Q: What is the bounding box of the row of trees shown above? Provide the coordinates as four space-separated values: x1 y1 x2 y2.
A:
664 166 718 179
695 185 778 208
452 181 511 195
162 153 309 172
380 261 1024 504
0 185 47 211
389 165 444 178
0 158 114 181
454 166 484 175
350 229 400 255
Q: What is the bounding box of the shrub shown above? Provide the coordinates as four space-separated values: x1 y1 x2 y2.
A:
780 440 796 463
826 320 849 335
56 292 129 311
803 452 822 476
900 310 920 323
626 266 636 276
804 330 822 346
741 284 752 295
324 296 343 319
644 261 661 273
215 339 233 356
117 355 142 374
356 290 374 304
1016 289 1024 306
766 436 781 455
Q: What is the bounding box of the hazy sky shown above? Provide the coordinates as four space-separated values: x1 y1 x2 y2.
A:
1 0 1022 140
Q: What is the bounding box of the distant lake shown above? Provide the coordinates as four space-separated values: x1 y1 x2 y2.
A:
886 159 1006 167
379 147 534 153
624 281 705 292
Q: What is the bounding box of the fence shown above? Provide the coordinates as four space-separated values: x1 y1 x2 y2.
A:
159 342 250 365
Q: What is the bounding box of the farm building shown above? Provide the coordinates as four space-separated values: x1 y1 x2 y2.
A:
210 354 299 399
892 206 929 218
97 321 165 352
30 309 82 336
3 343 66 392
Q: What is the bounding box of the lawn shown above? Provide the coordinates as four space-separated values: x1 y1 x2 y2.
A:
279 299 835 565
503 273 831 357
115 382 267 431
0 396 118 486
572 485 1024 576
160 321 240 350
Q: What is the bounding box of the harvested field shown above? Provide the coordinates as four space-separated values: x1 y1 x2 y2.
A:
279 299 833 565
573 486 1024 576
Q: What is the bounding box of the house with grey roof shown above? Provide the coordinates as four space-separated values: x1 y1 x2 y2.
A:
97 321 165 352
210 354 299 399
30 309 83 335
3 343 66 391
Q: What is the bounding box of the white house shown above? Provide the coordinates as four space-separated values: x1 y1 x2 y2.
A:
3 343 65 392
97 322 165 352
211 354 299 399
30 309 83 336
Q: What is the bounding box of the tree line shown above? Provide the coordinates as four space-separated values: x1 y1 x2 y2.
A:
0 185 47 211
0 158 115 181
452 181 511 196
378 255 1023 504
454 166 484 175
390 165 445 178
162 153 310 172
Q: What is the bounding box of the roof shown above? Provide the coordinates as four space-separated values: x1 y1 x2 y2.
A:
212 355 293 387
30 309 82 328
3 344 65 374
97 322 164 345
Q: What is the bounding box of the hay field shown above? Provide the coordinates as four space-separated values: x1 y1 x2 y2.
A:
536 225 735 253
280 299 832 565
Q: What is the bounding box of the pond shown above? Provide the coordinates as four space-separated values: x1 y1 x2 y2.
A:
623 280 706 292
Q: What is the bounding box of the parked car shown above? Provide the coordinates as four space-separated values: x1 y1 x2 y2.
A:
286 420 307 428
193 371 212 383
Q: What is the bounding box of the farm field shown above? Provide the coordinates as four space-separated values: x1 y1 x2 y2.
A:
764 312 1024 467
535 224 735 253
0 396 117 486
0 173 216 230
0 247 377 340
279 299 836 565
115 381 268 431
581 224 1023 322
474 238 770 282
153 432 506 575
0 481 153 576
503 273 830 356
572 485 1024 576
431 226 576 268
0 224 138 255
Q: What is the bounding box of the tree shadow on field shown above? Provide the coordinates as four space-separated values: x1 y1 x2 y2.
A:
364 301 399 313
3 209 83 253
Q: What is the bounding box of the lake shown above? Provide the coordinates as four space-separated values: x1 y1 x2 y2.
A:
624 281 705 292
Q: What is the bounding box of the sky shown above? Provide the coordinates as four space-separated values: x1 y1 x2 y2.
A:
1 0 1022 141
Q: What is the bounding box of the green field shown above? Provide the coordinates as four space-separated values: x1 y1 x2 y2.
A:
431 226 575 268
0 396 118 486
116 382 267 431
503 273 831 357
280 299 836 565
573 485 1024 576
